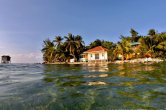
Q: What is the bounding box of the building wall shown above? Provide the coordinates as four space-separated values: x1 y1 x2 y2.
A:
87 51 108 61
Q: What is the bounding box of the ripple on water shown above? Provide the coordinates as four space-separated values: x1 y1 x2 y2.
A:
0 62 165 110
0 64 44 96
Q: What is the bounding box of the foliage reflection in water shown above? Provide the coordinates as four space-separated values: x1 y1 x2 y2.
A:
0 62 165 110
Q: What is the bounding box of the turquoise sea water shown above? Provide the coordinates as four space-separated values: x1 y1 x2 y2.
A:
0 62 165 110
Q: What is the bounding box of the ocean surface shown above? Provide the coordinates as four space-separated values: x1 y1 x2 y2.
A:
0 62 165 110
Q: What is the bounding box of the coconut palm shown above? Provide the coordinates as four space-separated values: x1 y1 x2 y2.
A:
53 36 63 49
88 39 102 49
64 33 77 60
75 35 85 60
148 29 156 36
156 41 166 51
42 38 55 63
121 39 133 60
53 36 66 61
113 43 124 60
137 37 148 57
130 28 139 42
75 35 84 49
113 39 133 61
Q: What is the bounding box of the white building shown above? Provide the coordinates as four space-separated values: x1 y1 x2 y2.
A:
80 46 108 62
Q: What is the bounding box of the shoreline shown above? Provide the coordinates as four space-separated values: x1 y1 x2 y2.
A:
43 58 165 65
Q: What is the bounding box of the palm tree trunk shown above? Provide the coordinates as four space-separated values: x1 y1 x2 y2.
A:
122 53 124 61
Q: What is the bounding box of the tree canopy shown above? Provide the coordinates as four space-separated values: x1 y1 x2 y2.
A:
42 29 166 63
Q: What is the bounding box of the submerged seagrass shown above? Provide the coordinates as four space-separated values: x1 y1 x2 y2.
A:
0 62 165 109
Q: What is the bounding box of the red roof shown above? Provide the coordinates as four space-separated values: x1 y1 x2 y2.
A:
84 46 108 53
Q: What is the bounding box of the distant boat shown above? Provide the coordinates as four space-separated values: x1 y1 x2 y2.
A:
1 55 11 64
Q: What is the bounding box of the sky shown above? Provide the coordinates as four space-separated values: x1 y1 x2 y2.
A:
0 0 166 63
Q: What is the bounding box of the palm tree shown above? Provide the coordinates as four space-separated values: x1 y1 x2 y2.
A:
64 33 77 60
42 38 55 63
113 39 133 61
53 36 68 62
137 37 149 57
75 35 85 60
156 41 166 56
130 28 138 42
121 39 133 60
148 29 156 36
89 39 102 49
75 35 84 49
113 43 124 60
53 36 63 49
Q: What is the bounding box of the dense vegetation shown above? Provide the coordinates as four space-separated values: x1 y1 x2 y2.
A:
42 29 166 63
42 33 85 63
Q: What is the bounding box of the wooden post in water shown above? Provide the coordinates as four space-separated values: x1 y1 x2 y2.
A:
1 55 11 63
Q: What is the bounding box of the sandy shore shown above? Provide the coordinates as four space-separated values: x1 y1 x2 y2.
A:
44 58 165 65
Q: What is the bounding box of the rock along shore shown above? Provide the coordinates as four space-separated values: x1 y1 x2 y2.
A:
43 58 165 65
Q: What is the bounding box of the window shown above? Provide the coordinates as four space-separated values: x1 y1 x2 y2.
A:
91 54 93 57
95 54 99 59
102 53 104 57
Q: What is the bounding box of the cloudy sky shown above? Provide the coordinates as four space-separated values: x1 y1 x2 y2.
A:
0 0 166 63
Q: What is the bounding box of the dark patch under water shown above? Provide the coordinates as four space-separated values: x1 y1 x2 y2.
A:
0 62 165 110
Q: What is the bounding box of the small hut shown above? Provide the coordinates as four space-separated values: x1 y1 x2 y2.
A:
1 55 11 63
